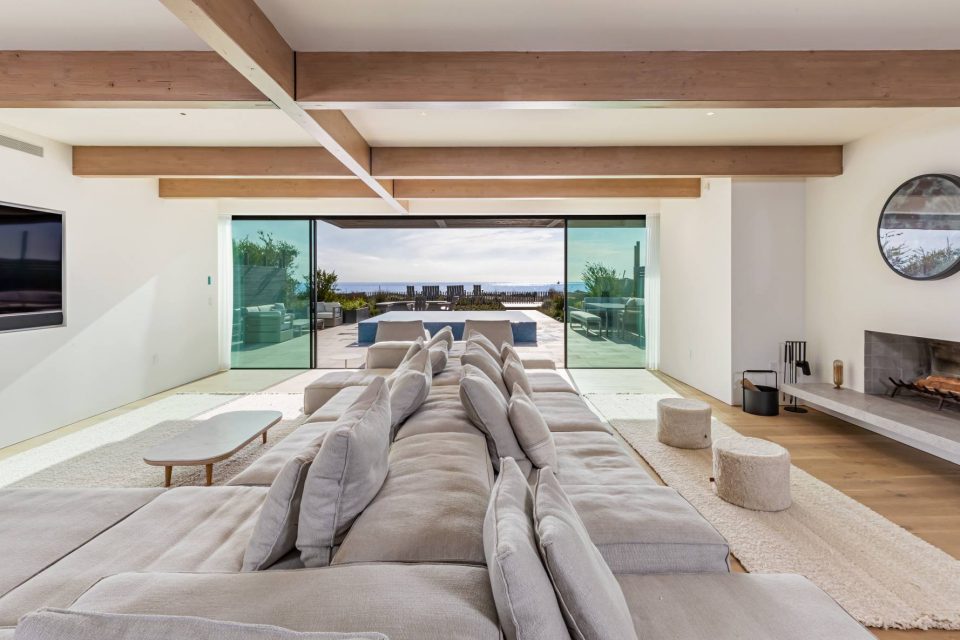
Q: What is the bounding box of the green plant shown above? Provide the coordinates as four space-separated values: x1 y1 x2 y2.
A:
581 261 624 298
337 297 368 311
233 231 304 309
315 269 339 302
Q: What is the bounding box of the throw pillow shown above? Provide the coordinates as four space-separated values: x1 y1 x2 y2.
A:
459 364 529 473
484 458 572 640
507 385 557 469
297 377 392 567
468 331 504 364
388 365 432 436
533 469 638 640
502 353 533 396
426 325 454 351
387 347 430 389
401 336 425 363
462 343 510 400
428 345 448 374
500 342 521 364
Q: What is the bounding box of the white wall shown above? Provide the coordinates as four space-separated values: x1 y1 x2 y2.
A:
660 178 734 403
0 125 220 449
805 110 960 392
731 180 806 401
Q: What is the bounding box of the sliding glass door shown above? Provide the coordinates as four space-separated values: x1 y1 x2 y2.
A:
565 218 647 368
231 219 313 368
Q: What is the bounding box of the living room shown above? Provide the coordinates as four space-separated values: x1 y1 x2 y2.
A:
1 1 959 639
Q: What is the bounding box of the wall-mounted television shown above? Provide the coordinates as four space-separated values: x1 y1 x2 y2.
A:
0 201 64 332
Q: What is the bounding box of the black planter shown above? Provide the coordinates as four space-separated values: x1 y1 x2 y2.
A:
343 307 370 324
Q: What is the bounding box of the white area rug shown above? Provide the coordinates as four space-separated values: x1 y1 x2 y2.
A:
585 392 960 630
0 393 306 489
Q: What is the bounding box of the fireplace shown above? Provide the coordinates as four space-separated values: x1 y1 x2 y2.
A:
864 331 960 411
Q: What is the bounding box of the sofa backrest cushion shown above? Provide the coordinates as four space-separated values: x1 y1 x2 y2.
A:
465 319 515 348
388 367 432 436
375 320 425 342
533 468 638 640
502 353 533 396
508 385 557 469
297 377 392 567
242 437 324 571
462 344 510 401
460 365 530 475
428 346 448 374
467 332 504 364
401 336 425 363
14 608 388 640
484 458 572 640
426 325 454 351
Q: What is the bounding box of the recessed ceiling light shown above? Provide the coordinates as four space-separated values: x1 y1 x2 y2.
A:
706 111 716 117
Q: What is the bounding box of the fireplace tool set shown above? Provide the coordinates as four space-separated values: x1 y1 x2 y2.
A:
783 340 810 413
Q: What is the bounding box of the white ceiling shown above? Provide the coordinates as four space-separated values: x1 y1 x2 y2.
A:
257 0 960 51
346 108 940 147
0 109 316 147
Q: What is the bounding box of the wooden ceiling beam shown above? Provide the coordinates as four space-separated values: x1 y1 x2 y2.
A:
373 146 843 178
159 0 404 211
159 178 392 198
296 50 960 108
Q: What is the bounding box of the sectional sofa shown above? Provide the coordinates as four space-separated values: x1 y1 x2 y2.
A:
0 324 874 639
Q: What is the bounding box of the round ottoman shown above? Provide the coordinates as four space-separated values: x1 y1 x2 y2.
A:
656 398 712 449
713 436 792 511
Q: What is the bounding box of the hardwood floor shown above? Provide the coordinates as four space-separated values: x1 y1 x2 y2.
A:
654 372 960 640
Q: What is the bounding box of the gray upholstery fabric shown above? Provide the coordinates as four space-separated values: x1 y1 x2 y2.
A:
459 365 530 474
432 357 463 386
0 486 266 626
364 340 414 369
483 458 571 640
228 422 336 487
467 333 504 364
375 320 427 342
297 378 392 568
508 386 558 469
464 319 514 347
502 354 533 396
462 344 510 400
527 371 576 394
69 564 501 640
429 346 448 374
616 573 874 639
401 336 424 362
552 432 655 487
305 387 366 424
562 484 730 574
502 344 556 371
394 386 483 441
386 351 432 434
426 325 454 351
531 393 608 433
533 469 638 640
385 347 429 386
303 370 393 414
243 441 324 572
14 608 389 640
333 433 492 566
0 488 162 598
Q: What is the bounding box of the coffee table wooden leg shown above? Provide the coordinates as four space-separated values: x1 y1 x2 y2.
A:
164 466 172 488
205 464 213 486
262 432 267 444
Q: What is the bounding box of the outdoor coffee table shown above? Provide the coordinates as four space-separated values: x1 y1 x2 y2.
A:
143 410 282 487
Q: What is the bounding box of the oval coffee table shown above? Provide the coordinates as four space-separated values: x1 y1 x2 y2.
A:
143 410 282 487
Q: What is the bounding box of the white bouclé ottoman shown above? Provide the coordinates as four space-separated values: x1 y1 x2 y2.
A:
656 398 712 449
713 436 792 512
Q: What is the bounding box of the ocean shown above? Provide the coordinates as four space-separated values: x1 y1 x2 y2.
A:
337 282 586 293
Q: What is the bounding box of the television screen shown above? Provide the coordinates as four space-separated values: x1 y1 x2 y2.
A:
0 201 64 331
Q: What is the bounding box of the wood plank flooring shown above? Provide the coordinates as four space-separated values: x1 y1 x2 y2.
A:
654 372 960 640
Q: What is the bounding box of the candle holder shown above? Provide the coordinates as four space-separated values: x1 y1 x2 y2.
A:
833 360 844 389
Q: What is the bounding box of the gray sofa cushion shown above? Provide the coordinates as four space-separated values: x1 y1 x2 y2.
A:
243 441 324 572
426 325 454 351
0 488 162 598
527 371 576 394
502 354 533 396
531 392 608 433
464 319 514 347
616 573 874 640
401 336 424 361
462 344 510 400
297 378 392 568
394 386 483 441
68 564 502 640
429 346 448 374
375 320 426 342
460 365 530 474
0 486 266 626
552 432 654 487
228 422 337 487
484 458 571 640
386 351 432 434
306 386 366 424
333 433 492 566
467 333 504 364
561 483 729 574
508 386 557 469
533 469 638 640
303 370 393 414
365 341 414 369
14 609 388 640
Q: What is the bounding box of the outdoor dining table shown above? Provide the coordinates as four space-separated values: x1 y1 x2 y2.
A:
375 301 414 311
584 302 626 337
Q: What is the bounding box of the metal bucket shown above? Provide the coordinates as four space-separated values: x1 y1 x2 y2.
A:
742 370 779 416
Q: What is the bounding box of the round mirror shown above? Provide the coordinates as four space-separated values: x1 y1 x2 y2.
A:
878 174 960 280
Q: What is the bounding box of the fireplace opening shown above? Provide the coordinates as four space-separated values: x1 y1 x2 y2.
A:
865 330 960 415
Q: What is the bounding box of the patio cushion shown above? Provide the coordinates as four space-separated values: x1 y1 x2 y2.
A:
532 392 608 433
297 378 392 568
508 386 557 469
68 564 502 640
467 332 504 363
228 422 337 487
394 386 483 441
303 370 393 414
243 441 323 572
533 469 638 640
616 573 874 640
333 433 492 566
460 365 531 475
375 320 427 342
464 319 514 347
552 432 655 487
502 353 533 395
462 344 510 400
562 483 730 575
0 486 266 627
483 458 571 640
